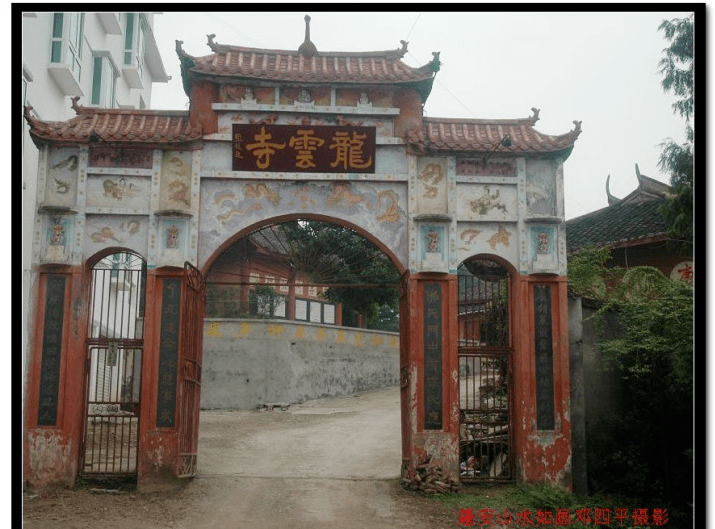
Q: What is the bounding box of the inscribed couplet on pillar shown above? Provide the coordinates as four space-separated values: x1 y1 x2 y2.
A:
157 279 181 428
423 283 442 429
37 275 66 426
534 285 555 430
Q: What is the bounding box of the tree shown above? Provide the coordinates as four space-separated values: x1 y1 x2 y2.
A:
277 220 400 329
568 247 693 526
658 15 694 253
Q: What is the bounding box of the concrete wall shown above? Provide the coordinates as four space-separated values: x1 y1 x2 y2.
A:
568 296 624 494
201 319 400 409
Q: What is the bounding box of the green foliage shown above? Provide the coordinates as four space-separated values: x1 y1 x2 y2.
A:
566 246 613 301
658 16 694 122
567 246 693 527
249 284 281 318
658 15 694 253
278 220 399 329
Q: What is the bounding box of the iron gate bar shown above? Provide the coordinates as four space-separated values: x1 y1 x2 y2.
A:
81 253 146 479
457 260 514 483
82 346 142 476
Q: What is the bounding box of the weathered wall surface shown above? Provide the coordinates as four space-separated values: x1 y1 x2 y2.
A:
568 296 624 494
201 319 400 409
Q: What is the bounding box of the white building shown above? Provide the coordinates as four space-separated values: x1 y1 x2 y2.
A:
21 11 169 402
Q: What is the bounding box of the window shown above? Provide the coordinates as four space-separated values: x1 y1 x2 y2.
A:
295 298 336 325
91 54 117 107
121 13 148 88
124 13 147 74
50 12 84 80
123 13 134 65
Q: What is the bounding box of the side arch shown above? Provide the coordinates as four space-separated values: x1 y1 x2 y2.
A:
455 253 516 482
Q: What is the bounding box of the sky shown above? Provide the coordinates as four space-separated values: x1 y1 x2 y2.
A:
148 9 693 221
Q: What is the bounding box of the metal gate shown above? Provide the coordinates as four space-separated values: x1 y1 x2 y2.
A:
177 262 205 477
81 252 146 478
458 259 514 482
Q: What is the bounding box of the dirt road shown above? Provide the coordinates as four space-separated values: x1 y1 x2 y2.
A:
23 387 456 528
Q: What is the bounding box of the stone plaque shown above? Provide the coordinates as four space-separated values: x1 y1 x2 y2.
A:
534 285 555 430
423 283 442 430
157 279 181 428
37 275 66 426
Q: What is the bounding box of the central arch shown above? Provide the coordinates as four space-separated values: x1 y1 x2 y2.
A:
200 215 403 412
201 213 407 278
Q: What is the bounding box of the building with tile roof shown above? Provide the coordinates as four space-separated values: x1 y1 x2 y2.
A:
566 164 691 281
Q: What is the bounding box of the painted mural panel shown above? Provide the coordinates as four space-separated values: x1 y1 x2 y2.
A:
159 151 193 211
44 148 79 208
415 158 447 214
199 179 408 269
88 147 153 169
525 160 557 216
457 158 516 177
86 175 151 211
85 214 149 258
455 222 519 269
456 183 517 221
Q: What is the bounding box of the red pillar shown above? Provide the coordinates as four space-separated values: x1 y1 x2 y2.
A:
136 267 183 491
512 274 572 490
399 272 460 481
24 266 88 489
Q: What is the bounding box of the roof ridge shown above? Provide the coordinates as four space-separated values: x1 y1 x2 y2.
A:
200 33 411 61
69 97 189 118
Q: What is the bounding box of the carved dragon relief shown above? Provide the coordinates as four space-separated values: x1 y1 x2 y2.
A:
417 162 444 199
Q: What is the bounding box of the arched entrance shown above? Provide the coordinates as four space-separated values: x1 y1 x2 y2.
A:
81 251 146 478
457 256 514 482
201 216 402 411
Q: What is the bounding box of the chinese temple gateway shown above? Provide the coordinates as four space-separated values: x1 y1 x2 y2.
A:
24 17 581 491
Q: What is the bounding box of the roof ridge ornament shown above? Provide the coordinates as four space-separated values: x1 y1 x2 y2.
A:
529 107 541 125
428 52 441 73
298 15 318 58
635 163 644 185
397 40 408 58
207 33 220 53
606 174 622 206
71 96 83 115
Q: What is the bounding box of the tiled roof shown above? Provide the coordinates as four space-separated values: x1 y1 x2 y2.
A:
607 165 674 206
566 198 670 252
405 109 581 157
24 97 203 147
176 34 439 89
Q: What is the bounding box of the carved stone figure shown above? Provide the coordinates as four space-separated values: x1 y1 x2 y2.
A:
166 225 180 249
470 186 507 215
426 228 440 252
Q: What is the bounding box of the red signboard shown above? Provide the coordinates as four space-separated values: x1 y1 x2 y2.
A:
233 124 376 173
